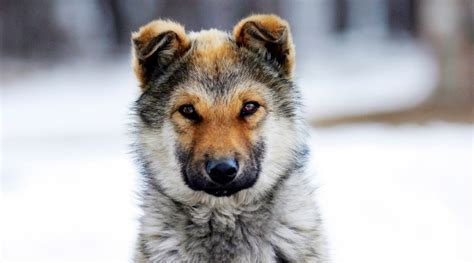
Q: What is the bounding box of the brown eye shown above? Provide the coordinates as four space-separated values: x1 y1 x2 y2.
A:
179 104 200 121
241 101 260 117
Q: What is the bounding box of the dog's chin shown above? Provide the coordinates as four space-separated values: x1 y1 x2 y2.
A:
184 172 258 198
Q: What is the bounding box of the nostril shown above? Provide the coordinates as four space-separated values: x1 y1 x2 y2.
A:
206 159 239 185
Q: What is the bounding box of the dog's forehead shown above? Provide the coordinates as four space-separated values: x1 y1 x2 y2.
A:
187 29 241 72
181 29 254 97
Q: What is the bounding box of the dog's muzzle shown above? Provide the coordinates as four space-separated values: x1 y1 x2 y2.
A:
184 157 258 197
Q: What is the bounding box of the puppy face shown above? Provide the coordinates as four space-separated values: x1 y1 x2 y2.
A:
170 81 268 196
132 15 303 204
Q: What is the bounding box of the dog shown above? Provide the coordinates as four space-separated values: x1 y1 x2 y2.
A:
130 14 328 262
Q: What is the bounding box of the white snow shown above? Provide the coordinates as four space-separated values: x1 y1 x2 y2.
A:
1 52 471 262
310 124 472 263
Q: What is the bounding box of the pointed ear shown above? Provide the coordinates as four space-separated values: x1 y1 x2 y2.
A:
131 20 190 89
233 14 295 77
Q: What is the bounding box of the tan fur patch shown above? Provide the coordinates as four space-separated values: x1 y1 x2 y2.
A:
233 14 295 77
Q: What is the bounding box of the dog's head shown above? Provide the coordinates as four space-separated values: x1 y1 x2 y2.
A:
132 15 305 205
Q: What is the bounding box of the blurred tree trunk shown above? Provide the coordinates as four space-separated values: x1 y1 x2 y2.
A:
419 0 473 110
333 0 348 33
98 0 130 51
0 0 66 59
387 0 419 36
106 0 127 44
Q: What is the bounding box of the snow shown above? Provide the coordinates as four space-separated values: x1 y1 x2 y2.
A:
1 52 471 262
310 124 472 263
2 136 138 263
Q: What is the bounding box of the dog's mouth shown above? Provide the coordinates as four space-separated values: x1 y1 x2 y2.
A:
200 179 257 197
183 170 259 197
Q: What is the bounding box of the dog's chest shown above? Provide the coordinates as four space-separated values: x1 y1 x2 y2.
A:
181 206 276 262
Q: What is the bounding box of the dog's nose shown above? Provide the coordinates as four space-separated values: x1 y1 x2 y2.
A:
206 159 238 185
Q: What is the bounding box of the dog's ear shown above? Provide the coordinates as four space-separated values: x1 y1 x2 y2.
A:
131 20 190 90
233 14 295 78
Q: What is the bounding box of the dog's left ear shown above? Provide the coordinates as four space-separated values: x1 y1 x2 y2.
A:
233 14 295 78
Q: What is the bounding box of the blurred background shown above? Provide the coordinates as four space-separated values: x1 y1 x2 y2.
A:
1 0 472 262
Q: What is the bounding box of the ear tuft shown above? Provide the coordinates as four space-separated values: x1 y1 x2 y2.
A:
233 14 295 77
131 20 190 89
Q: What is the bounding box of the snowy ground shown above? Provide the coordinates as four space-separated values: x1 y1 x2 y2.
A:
311 124 472 263
1 46 471 262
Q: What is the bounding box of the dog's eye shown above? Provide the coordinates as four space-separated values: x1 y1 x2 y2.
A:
178 104 200 121
241 101 260 117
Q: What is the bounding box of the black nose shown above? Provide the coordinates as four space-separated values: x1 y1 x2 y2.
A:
206 159 238 185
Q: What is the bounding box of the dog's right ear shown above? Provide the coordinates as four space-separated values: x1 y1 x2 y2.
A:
131 20 190 90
